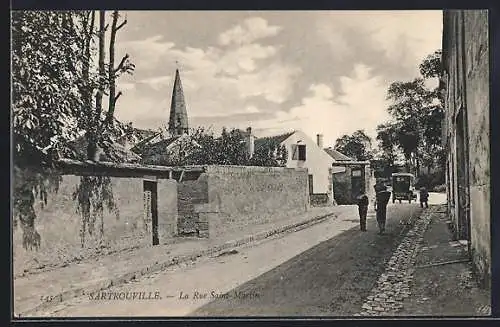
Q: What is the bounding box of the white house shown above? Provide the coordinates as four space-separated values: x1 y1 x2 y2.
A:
248 128 345 206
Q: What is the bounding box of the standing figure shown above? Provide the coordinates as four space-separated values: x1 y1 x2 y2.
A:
419 186 429 208
356 193 369 231
373 180 387 211
375 185 391 234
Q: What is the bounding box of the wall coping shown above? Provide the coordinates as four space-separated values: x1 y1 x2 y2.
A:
57 159 206 179
205 165 308 173
56 160 306 179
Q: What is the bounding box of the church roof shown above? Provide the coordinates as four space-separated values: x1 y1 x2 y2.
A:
168 69 189 135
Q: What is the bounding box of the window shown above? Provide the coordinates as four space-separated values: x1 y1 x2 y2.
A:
352 169 362 177
298 144 306 161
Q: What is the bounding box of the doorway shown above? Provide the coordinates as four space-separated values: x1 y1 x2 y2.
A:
351 167 365 202
308 174 314 195
144 180 159 246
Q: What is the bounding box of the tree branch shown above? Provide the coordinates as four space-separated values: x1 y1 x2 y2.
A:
116 19 127 31
113 91 122 105
114 54 129 73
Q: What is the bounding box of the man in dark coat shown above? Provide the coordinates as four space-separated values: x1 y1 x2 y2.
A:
420 186 429 208
375 185 391 234
373 180 387 211
356 193 369 231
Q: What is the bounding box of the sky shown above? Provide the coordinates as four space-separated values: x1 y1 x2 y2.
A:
113 10 443 148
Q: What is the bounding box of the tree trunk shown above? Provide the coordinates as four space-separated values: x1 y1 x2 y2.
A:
106 11 118 125
95 10 105 127
106 11 127 125
82 11 96 161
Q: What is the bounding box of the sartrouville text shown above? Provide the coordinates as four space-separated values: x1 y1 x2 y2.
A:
88 291 161 300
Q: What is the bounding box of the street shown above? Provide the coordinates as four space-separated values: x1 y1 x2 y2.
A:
37 201 429 317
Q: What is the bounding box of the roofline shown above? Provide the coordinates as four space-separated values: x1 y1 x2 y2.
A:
57 158 206 178
331 161 370 166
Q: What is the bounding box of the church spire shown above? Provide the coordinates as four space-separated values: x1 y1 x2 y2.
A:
168 68 189 136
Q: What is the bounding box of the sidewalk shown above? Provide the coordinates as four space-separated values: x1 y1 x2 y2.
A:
14 205 356 316
400 205 491 316
358 204 491 316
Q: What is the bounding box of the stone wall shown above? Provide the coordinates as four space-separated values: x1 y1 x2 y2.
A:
13 173 177 276
463 10 490 288
176 165 309 238
177 174 209 236
443 10 490 288
310 193 330 207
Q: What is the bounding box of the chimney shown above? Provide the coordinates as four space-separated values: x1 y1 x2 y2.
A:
246 127 255 158
316 134 324 148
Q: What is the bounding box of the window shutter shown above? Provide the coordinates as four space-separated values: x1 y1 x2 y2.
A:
298 144 306 161
291 144 298 160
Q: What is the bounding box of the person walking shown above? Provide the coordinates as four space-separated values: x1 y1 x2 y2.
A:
373 180 387 211
356 192 369 231
375 185 391 234
420 186 429 208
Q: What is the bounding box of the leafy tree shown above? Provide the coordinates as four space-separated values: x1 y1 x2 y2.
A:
141 126 287 167
379 49 445 175
420 50 442 80
375 122 399 166
334 130 373 161
71 10 135 248
12 10 135 249
12 11 90 250
250 138 288 167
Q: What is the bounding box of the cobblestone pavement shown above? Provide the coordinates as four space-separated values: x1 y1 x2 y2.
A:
356 206 435 316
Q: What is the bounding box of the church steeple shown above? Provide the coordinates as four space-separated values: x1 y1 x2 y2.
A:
168 68 189 136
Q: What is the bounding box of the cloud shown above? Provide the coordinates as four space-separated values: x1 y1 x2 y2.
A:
115 18 300 128
218 17 282 46
245 105 261 113
251 63 391 147
316 11 442 76
117 35 175 70
218 44 278 75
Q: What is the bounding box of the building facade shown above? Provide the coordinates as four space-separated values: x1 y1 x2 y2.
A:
248 130 336 205
442 10 490 288
324 148 372 205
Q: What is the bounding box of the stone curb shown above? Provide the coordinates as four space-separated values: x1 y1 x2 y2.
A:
21 209 339 316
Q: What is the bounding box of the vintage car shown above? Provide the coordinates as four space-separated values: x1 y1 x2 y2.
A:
391 173 417 203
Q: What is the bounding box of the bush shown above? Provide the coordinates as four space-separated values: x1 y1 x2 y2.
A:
416 169 445 189
433 184 446 193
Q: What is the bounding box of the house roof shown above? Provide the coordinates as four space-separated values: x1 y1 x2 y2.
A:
67 135 142 163
138 136 181 156
131 132 162 152
254 131 295 147
323 147 353 161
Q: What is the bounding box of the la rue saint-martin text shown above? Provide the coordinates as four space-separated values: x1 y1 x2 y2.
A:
179 290 261 300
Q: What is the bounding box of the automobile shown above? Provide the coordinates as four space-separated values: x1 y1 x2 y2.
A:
391 173 417 203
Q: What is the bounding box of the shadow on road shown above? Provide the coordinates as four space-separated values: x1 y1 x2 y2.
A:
191 204 423 317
